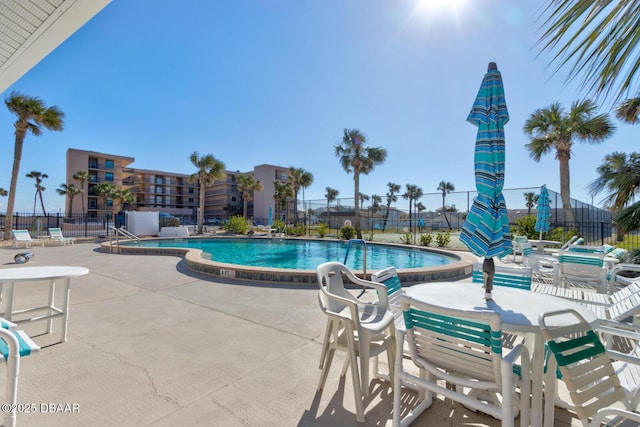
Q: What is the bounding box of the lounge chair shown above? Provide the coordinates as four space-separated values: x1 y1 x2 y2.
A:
48 228 75 245
11 230 44 249
540 309 640 426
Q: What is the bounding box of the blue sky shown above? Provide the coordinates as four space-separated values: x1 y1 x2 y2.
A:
0 0 637 214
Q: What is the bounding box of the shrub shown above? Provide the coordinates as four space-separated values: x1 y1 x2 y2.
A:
272 219 285 233
223 215 249 234
317 223 328 238
287 223 307 236
420 234 433 247
339 225 356 240
399 232 414 245
366 229 375 242
510 216 537 239
435 231 450 247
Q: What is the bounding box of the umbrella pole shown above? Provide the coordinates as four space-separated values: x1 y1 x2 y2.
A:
482 257 495 300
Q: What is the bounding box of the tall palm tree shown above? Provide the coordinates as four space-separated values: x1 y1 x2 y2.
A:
524 192 539 216
335 128 388 239
189 152 226 235
112 188 135 213
288 167 313 224
273 181 293 221
383 182 401 232
325 187 339 228
523 100 615 224
237 174 263 219
537 0 640 103
3 92 64 240
437 181 455 229
26 171 48 216
589 151 640 239
56 183 81 218
73 170 90 218
358 192 370 210
403 184 423 232
94 182 117 214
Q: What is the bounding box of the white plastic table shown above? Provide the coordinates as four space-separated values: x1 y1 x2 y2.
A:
0 266 89 343
405 282 599 427
529 239 561 254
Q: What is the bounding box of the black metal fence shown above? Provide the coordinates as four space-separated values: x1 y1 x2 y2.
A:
0 213 118 239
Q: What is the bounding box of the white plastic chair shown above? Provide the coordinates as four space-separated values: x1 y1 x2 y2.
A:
11 230 44 248
540 309 640 426
48 228 75 245
392 294 530 427
521 242 556 283
316 262 396 422
554 251 607 292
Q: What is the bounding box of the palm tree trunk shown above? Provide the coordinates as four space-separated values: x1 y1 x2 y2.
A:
38 190 47 216
4 132 25 240
198 182 205 234
383 204 391 232
559 158 576 225
354 173 362 239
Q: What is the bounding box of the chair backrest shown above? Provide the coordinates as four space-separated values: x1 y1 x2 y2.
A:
557 252 605 282
317 262 353 314
400 294 503 384
49 228 63 238
566 244 605 254
540 309 628 421
12 230 32 241
371 266 403 328
608 247 629 259
560 235 579 250
471 263 532 290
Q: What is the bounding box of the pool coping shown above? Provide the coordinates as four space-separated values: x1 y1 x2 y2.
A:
100 236 475 285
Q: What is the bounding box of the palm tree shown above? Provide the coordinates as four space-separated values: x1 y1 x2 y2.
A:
615 96 640 124
73 170 90 218
325 187 339 228
3 92 64 240
26 171 48 216
358 193 370 210
237 174 263 219
335 128 388 239
383 182 401 232
524 192 539 216
112 188 135 213
273 181 293 221
523 100 615 224
416 202 426 229
94 182 117 214
403 184 423 232
537 1 640 103
589 152 640 239
56 183 81 218
437 181 455 229
288 167 313 224
189 152 226 234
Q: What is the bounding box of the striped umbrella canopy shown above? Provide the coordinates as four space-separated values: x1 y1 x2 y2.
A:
535 184 550 239
460 62 511 299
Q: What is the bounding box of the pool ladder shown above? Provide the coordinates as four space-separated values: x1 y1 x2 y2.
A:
344 239 367 279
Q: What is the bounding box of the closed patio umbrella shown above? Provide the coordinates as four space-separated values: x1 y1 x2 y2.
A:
535 185 550 240
268 206 273 226
460 62 512 300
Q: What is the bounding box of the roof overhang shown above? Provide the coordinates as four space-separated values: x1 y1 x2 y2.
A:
0 0 111 94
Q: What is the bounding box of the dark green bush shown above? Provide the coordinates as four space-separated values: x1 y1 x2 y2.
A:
223 215 249 234
399 232 414 245
317 223 328 238
339 225 356 240
287 223 307 236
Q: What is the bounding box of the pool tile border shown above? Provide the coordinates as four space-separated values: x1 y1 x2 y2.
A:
100 237 475 285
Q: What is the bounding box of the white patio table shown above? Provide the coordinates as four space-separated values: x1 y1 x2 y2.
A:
404 282 598 427
528 239 561 254
0 266 89 343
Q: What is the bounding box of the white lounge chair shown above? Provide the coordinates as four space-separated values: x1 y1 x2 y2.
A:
11 230 44 248
48 228 75 245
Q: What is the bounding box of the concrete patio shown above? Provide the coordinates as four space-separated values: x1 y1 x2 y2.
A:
0 241 584 426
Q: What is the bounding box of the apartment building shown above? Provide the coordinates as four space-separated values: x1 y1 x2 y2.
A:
66 149 291 223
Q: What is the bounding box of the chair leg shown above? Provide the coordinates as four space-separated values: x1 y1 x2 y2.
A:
360 341 371 397
317 347 335 391
346 324 365 422
318 319 333 370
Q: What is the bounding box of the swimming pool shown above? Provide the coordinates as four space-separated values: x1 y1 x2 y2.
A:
107 237 475 284
129 238 457 270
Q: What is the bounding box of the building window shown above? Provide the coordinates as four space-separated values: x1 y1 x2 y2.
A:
88 158 98 168
89 200 97 209
188 187 194 194
105 172 114 182
231 196 236 202
106 199 113 207
105 159 114 169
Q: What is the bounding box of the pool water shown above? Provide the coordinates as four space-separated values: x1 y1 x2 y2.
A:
133 238 456 270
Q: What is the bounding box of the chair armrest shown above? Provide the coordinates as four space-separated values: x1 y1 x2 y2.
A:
341 268 390 308
591 408 640 425
318 287 359 323
503 343 530 379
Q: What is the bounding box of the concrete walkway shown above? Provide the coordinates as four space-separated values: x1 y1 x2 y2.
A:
0 242 582 426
